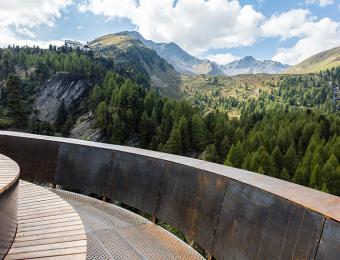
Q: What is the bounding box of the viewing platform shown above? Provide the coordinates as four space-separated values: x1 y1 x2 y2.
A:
0 131 339 259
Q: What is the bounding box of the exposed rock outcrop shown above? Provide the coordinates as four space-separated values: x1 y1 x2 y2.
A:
33 72 91 124
69 112 103 141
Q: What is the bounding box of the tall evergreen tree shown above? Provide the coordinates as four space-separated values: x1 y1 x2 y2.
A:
6 74 26 127
164 127 182 154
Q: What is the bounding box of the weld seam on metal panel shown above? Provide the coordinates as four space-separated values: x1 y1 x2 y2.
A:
291 208 306 259
54 143 63 188
313 216 327 260
52 142 62 187
102 151 115 198
209 176 229 256
152 160 167 222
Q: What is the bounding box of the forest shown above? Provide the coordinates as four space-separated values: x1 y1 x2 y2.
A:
0 46 340 196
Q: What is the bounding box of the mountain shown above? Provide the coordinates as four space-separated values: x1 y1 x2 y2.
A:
118 31 223 75
285 46 340 74
221 56 289 75
118 31 289 76
88 33 181 98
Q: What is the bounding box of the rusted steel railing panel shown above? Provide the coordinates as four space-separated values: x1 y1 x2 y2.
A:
316 219 340 259
106 151 165 216
55 143 111 197
212 180 325 259
0 135 59 184
156 162 228 252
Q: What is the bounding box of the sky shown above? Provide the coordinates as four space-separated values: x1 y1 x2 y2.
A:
0 0 339 65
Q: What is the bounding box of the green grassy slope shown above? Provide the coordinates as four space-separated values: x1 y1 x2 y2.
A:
286 46 340 74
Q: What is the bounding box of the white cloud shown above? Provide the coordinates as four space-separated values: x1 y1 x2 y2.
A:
272 18 340 65
0 0 71 47
261 9 313 39
305 0 334 7
78 0 264 55
261 9 340 65
205 53 240 64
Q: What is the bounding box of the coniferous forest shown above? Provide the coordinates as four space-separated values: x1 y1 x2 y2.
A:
1 46 340 196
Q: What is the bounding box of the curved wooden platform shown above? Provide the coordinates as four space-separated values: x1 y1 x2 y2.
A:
0 154 19 259
5 181 87 260
0 154 19 193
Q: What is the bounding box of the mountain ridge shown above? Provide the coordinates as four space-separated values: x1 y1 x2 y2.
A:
285 46 340 74
88 33 181 98
117 31 289 76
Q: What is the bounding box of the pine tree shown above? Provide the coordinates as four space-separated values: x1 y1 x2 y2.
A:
322 155 340 195
272 145 283 171
6 74 26 127
178 116 190 153
111 112 125 144
203 144 220 163
321 182 329 193
309 164 320 189
280 168 290 181
191 114 206 152
95 101 108 130
164 127 182 154
225 142 244 168
284 144 298 178
255 146 276 176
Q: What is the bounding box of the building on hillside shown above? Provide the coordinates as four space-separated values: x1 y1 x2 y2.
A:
64 40 90 51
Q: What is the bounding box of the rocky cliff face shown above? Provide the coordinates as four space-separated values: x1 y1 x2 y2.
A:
33 72 91 124
69 112 103 141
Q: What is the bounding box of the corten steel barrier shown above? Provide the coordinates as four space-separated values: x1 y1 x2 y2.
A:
0 131 339 259
0 154 19 259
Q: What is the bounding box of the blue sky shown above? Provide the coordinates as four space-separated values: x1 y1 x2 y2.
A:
0 0 339 65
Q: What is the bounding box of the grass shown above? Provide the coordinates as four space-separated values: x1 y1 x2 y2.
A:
180 74 281 117
0 118 14 128
286 46 340 74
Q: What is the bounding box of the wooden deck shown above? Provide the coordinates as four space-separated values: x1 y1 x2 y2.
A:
5 181 87 260
0 154 19 193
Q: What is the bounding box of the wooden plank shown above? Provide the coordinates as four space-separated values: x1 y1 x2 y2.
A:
17 208 76 221
13 229 86 243
19 215 81 228
18 199 66 209
0 154 19 193
16 224 85 237
31 253 86 260
18 201 70 211
11 234 87 248
18 213 79 225
8 240 86 254
18 220 83 232
18 195 59 204
18 206 73 216
19 190 54 196
5 180 87 260
5 246 87 260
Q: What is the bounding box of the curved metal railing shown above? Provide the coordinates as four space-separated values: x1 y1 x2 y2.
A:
0 131 339 259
